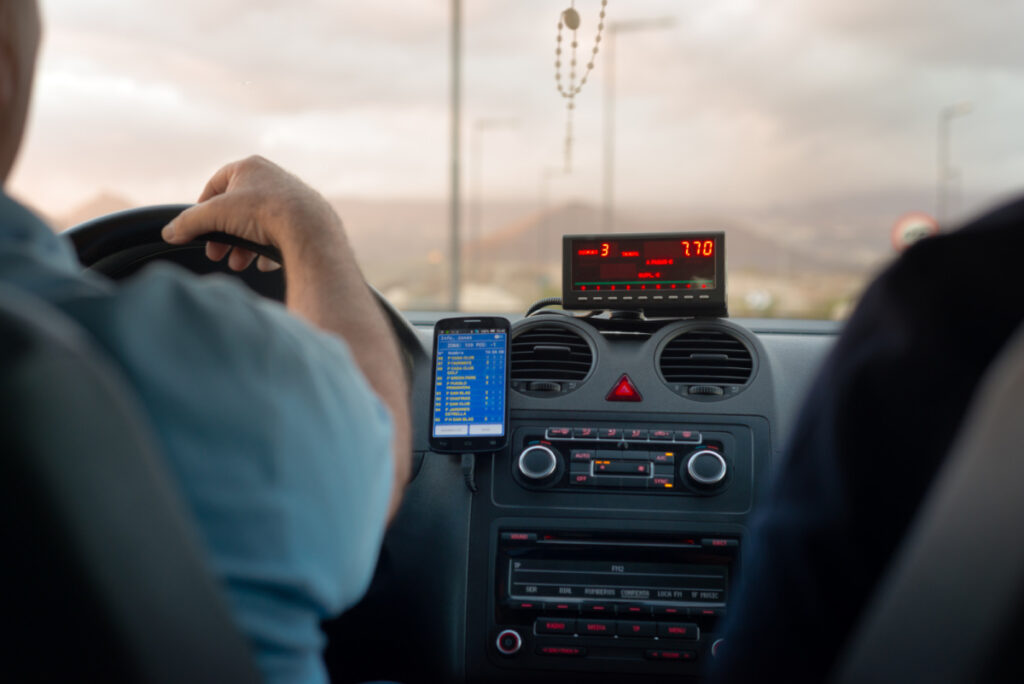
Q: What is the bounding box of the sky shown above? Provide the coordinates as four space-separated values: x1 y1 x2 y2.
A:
8 0 1024 222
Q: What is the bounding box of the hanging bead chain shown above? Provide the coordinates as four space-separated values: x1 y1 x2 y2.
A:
554 0 608 171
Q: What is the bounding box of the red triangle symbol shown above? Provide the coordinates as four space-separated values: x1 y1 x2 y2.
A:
606 374 642 402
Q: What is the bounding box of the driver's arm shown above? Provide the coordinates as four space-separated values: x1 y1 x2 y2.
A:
161 156 411 522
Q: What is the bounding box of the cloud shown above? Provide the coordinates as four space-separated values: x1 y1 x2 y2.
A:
8 0 1024 223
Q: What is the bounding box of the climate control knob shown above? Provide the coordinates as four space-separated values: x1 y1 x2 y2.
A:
518 445 558 480
686 449 728 486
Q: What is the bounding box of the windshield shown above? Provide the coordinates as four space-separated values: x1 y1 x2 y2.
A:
9 1 1020 318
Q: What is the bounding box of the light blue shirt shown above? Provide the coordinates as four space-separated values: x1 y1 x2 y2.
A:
0 193 394 683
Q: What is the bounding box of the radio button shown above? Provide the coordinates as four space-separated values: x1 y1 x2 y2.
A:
598 428 622 440
625 428 649 441
674 430 702 443
618 621 656 638
536 618 575 635
545 427 572 439
537 645 586 657
617 604 651 617
646 649 697 662
650 429 673 441
545 602 578 614
653 605 687 618
701 538 739 549
500 532 537 543
658 622 700 640
496 629 522 656
581 601 615 615
579 619 615 636
572 427 598 439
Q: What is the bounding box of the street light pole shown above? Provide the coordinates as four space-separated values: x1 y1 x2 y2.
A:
469 118 518 283
937 101 972 228
601 17 674 234
448 0 462 311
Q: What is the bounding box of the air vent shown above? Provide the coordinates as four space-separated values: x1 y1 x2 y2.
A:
659 328 754 400
511 323 594 397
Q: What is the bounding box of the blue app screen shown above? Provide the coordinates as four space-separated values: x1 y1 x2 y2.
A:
432 328 507 438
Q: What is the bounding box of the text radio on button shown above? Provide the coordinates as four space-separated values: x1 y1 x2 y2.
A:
536 618 575 635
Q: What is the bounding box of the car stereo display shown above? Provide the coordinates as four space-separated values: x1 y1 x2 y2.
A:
562 232 727 316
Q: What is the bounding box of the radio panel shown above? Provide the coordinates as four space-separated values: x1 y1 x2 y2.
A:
489 528 738 674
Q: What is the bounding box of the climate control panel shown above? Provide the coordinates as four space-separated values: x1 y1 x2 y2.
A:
511 423 734 496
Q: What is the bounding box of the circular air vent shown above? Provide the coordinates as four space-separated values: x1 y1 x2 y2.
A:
510 322 594 397
658 327 754 401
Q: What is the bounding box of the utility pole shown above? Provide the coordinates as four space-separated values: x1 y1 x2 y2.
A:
936 102 972 228
448 0 462 310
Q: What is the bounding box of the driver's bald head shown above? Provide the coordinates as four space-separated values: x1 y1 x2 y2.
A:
0 0 41 186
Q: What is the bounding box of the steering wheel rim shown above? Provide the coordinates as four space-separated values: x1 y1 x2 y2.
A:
63 204 426 370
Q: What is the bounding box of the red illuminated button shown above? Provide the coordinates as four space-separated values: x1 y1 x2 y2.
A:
598 428 622 440
537 645 586 657
658 622 700 640
653 605 687 618
646 649 696 661
617 621 656 638
508 601 539 610
573 427 598 439
536 618 575 635
625 428 649 441
571 450 596 462
606 374 643 402
579 620 615 636
674 430 702 443
581 602 614 615
570 473 592 486
545 427 572 439
650 429 673 441
500 532 537 542
546 602 578 614
496 629 522 656
618 604 651 616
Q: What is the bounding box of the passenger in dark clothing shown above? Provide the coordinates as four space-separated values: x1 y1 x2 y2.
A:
711 197 1024 683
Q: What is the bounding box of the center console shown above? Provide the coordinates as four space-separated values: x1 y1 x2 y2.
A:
465 413 768 682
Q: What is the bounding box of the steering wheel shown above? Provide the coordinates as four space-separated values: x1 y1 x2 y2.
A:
64 204 426 370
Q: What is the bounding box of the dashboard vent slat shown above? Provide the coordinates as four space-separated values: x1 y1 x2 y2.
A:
511 323 594 396
658 329 754 396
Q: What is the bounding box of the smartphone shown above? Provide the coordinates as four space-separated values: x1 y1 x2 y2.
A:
430 316 511 453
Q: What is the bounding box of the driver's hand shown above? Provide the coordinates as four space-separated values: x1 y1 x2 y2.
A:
161 155 342 272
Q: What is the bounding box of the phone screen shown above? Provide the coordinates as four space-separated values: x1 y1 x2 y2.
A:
431 318 509 452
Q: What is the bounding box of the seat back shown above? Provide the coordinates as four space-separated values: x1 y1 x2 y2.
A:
833 322 1024 683
0 286 260 683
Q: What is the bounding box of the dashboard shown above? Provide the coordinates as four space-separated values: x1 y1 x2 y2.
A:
64 211 842 682
323 310 839 683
